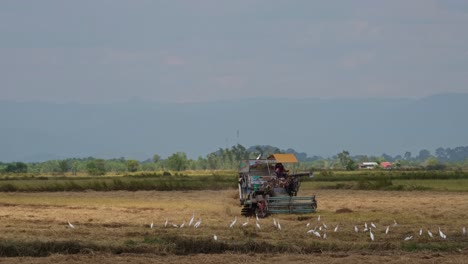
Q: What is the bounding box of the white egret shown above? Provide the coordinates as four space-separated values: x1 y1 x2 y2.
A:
363 222 368 232
322 223 328 229
313 231 321 238
463 227 466 236
419 227 422 236
307 229 315 234
256 214 259 222
188 212 195 227
317 215 321 222
256 221 261 230
213 234 218 241
229 216 237 228
67 220 75 229
150 221 154 229
164 218 168 228
180 221 185 228
404 235 413 241
334 225 339 232
172 224 178 228
385 226 390 235
242 218 249 227
427 230 433 238
323 232 327 239
393 220 398 227
354 225 359 233
194 218 202 228
371 222 377 229
369 229 374 241
277 220 282 230
273 218 277 228
438 227 446 239
306 222 311 227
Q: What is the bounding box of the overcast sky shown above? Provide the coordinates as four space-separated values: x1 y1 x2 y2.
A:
1 0 468 103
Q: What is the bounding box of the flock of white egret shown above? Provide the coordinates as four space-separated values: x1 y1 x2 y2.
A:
66 214 466 243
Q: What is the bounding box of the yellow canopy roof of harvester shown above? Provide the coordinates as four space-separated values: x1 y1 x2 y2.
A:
267 153 298 163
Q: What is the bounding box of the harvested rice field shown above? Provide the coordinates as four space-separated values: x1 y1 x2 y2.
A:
0 189 467 263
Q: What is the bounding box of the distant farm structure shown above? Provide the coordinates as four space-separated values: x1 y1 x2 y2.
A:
359 161 392 169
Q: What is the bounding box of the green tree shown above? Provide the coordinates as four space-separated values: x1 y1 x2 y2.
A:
425 157 446 170
152 154 161 163
126 160 140 172
58 160 69 173
337 150 350 169
166 152 188 171
5 162 28 173
404 151 412 161
346 159 358 171
86 159 106 176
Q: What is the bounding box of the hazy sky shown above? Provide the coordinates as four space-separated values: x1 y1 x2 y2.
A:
1 0 468 103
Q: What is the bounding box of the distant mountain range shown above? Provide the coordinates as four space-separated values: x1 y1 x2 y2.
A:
1 93 467 162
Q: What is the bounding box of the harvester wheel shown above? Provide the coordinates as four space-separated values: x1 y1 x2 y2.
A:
241 204 253 216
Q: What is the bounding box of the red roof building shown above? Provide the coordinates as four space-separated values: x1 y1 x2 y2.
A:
380 162 392 169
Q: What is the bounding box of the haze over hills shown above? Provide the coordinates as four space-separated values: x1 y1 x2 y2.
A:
0 93 467 162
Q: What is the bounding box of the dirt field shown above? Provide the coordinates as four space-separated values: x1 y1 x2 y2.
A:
0 189 467 263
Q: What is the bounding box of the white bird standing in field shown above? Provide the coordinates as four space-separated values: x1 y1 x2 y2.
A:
180 221 185 228
404 235 413 241
419 227 422 236
188 212 195 227
256 214 259 222
242 218 249 227
371 222 377 229
213 234 218 241
317 215 321 222
385 226 390 235
150 220 154 229
364 222 368 232
256 221 261 230
323 231 327 239
354 225 359 233
427 229 433 238
67 219 75 229
369 229 374 241
438 227 446 239
393 220 398 227
463 227 466 236
164 218 168 228
172 223 178 228
313 230 321 238
229 216 237 228
273 218 277 228
322 223 328 229
277 219 282 230
334 225 339 232
306 222 311 227
194 218 202 228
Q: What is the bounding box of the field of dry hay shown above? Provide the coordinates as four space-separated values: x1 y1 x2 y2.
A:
0 189 467 263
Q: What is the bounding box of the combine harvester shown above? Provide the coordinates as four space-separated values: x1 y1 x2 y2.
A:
238 153 317 217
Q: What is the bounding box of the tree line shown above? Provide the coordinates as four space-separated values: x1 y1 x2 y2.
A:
1 145 467 175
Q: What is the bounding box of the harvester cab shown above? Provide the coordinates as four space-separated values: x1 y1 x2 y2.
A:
238 153 317 218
